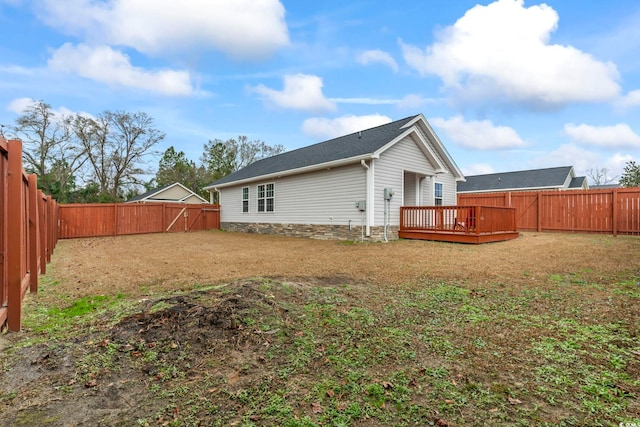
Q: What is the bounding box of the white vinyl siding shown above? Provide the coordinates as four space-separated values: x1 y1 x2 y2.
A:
374 135 439 227
219 163 365 225
403 171 417 206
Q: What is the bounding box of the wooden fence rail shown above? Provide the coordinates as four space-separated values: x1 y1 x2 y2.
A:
1 137 58 332
58 202 220 239
458 188 640 235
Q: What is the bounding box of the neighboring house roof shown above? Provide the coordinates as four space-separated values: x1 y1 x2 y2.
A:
457 166 589 193
591 183 621 189
127 182 208 203
204 114 464 189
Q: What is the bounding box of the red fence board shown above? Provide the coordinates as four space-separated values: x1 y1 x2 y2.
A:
459 188 640 235
58 202 220 239
0 137 58 331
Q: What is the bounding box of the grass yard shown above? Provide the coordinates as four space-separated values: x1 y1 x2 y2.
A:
0 230 639 426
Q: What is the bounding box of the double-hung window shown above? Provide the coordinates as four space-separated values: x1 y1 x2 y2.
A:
257 183 274 212
434 182 443 206
242 187 249 213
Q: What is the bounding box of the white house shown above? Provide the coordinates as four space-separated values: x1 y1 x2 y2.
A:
127 182 209 204
204 114 464 240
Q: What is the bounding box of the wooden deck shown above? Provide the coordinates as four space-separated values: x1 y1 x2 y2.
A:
399 206 519 244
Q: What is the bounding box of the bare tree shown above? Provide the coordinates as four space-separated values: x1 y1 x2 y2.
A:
13 100 87 201
586 167 617 186
72 111 164 200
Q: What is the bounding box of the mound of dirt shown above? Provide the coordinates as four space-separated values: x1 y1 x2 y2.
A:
0 280 291 426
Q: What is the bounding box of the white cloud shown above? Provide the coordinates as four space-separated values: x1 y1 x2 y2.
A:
36 0 289 60
252 74 336 113
617 89 640 110
429 115 527 150
564 123 640 148
532 144 631 180
7 97 34 114
48 43 196 96
7 97 93 119
356 49 399 72
301 114 392 140
400 0 620 108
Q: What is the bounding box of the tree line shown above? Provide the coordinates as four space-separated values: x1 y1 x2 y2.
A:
6 100 640 203
6 100 284 203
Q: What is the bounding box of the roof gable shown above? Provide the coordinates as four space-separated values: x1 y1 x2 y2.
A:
127 182 207 203
205 114 463 189
457 166 580 193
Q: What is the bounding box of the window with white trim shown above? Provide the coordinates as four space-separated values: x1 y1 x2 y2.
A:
434 182 443 206
242 187 249 213
257 183 274 212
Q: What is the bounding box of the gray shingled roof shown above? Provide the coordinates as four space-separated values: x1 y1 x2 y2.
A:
127 183 174 202
457 166 579 192
207 115 418 187
569 176 586 189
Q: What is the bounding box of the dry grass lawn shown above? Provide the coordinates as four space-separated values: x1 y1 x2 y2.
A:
49 230 638 299
1 230 639 426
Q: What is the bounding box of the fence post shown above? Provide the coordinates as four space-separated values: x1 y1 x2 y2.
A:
612 189 618 237
537 192 542 232
28 174 39 294
7 140 24 331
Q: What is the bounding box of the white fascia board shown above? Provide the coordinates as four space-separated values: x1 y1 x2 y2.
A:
404 114 465 180
374 126 447 172
204 153 378 190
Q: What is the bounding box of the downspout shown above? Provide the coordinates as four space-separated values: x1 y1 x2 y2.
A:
360 160 371 237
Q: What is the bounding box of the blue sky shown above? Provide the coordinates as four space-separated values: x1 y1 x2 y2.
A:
1 0 639 182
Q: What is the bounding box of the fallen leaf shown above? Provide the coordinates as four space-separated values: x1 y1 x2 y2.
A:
311 402 323 414
85 381 98 388
119 344 134 352
131 351 142 358
435 418 449 426
382 381 394 390
326 389 335 398
170 342 178 349
409 378 417 387
508 397 522 405
295 331 304 337
489 408 498 413
67 379 76 386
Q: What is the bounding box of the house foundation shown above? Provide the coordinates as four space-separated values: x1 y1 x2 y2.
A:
220 222 399 241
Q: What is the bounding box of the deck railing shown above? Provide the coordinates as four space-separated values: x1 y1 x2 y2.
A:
400 205 517 235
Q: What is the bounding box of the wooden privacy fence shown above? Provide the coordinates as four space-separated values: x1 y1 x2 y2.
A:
458 188 640 235
58 202 220 239
0 137 58 331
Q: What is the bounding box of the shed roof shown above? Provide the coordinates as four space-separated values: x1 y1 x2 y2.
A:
457 166 585 193
205 114 459 189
